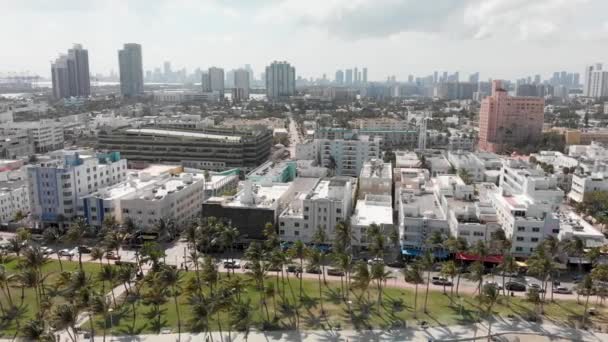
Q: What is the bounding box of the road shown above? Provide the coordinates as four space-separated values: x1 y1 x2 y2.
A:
287 113 301 159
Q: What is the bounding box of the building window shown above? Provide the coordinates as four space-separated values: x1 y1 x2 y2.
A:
336 208 342 214
473 232 484 236
531 237 539 242
280 222 285 226
294 230 300 236
294 222 300 227
532 227 540 232
279 230 285 235
517 227 525 232
304 215 308 220
552 229 559 234
516 237 524 241
515 246 523 252
304 207 309 212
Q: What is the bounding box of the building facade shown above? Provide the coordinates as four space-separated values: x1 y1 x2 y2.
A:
266 61 295 100
118 43 144 97
478 80 545 153
51 44 90 99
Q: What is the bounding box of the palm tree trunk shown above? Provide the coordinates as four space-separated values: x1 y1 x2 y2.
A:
413 283 418 319
424 271 431 313
78 251 83 271
174 294 181 342
2 283 13 307
102 310 107 342
89 313 96 342
58 254 64 272
299 257 303 299
456 272 462 297
583 293 591 327
318 272 324 315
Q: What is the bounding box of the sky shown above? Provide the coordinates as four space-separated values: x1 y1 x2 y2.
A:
3 0 608 81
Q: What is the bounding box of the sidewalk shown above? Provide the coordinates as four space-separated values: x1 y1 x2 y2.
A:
45 321 608 342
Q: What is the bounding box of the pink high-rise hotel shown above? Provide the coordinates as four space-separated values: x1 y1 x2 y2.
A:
478 80 545 153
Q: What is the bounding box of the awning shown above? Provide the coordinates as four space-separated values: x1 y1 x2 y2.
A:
455 252 503 264
401 248 449 259
515 261 528 268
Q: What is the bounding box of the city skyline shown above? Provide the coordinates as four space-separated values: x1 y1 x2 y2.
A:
4 0 608 80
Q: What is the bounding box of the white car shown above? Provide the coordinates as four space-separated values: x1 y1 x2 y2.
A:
484 281 503 291
367 257 384 265
41 247 54 255
58 248 75 257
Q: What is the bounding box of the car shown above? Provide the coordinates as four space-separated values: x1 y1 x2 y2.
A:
306 266 322 274
484 281 503 291
386 259 406 268
58 249 74 257
505 281 526 292
367 257 384 265
41 246 54 255
223 260 241 269
431 276 453 286
77 246 92 254
527 283 545 293
553 286 573 294
287 264 302 273
105 251 121 260
243 262 253 270
31 234 44 242
326 268 345 276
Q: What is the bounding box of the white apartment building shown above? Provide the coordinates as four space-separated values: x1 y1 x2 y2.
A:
568 171 608 203
358 159 392 198
558 211 605 248
351 194 394 246
447 131 475 151
398 188 449 249
487 160 564 257
432 175 500 245
279 177 355 244
447 151 485 182
0 181 29 224
0 128 33 159
81 171 228 230
3 120 64 153
27 150 127 228
296 136 381 177
395 151 421 168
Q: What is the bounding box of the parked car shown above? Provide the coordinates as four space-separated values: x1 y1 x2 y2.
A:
31 234 44 242
484 281 503 291
77 246 92 254
306 266 322 274
386 259 406 268
287 264 302 273
41 246 54 255
527 283 545 293
327 268 345 276
553 287 573 294
223 260 241 269
58 249 75 257
367 257 384 265
505 282 526 292
431 277 452 286
105 251 121 260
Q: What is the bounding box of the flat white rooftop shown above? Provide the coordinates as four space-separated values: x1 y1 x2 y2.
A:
126 128 242 142
352 196 393 226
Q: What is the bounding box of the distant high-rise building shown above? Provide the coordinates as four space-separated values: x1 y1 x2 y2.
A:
225 69 235 88
345 69 353 84
573 73 580 87
362 68 368 83
433 71 438 84
201 72 211 92
584 63 608 98
534 74 541 84
479 80 544 153
335 70 344 84
265 61 295 100
234 68 250 101
118 43 144 97
163 61 171 77
468 72 479 84
408 75 414 83
354 67 359 83
51 44 90 99
244 64 254 84
207 67 225 97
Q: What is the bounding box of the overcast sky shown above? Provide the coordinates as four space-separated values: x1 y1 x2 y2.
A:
4 0 608 81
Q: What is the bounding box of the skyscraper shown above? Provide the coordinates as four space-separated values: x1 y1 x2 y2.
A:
234 68 250 101
201 72 211 92
345 69 353 85
51 44 90 99
584 64 608 98
362 68 368 83
335 70 344 84
163 61 171 79
479 80 544 153
208 67 225 97
469 72 479 84
118 43 144 97
354 67 359 84
265 61 295 100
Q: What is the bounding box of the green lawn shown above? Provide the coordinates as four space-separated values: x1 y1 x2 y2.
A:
87 270 608 336
0 257 117 337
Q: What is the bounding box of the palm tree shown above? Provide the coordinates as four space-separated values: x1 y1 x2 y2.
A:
91 293 111 342
332 252 353 301
443 236 468 296
143 273 170 334
220 225 239 275
289 240 306 299
229 298 253 341
160 266 183 342
564 237 585 278
50 303 78 342
65 217 90 271
367 223 385 259
307 248 325 314
402 262 424 318
441 260 457 298
370 262 392 312
21 319 54 341
498 254 517 299
99 265 117 307
472 240 489 293
312 225 328 284
421 249 434 313
580 275 594 328
527 245 554 309
480 283 499 341
0 265 15 308
43 227 64 271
